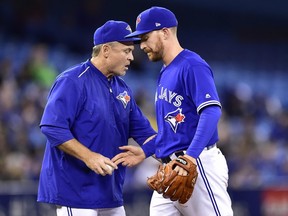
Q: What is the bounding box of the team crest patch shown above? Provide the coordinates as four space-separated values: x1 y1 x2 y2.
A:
164 108 185 133
116 91 131 108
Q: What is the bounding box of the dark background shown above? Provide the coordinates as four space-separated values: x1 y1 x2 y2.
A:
1 0 288 68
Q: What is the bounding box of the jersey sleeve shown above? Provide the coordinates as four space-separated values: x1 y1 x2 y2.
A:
40 76 82 146
185 65 221 114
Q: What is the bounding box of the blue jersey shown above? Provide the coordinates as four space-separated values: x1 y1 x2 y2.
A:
154 49 221 158
37 60 156 208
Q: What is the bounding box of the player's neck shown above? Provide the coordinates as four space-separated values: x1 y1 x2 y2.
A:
90 57 110 78
163 43 183 66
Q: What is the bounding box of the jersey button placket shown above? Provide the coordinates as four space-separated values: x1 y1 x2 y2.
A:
108 81 117 127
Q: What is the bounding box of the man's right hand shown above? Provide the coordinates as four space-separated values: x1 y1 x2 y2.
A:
58 139 118 176
84 152 118 176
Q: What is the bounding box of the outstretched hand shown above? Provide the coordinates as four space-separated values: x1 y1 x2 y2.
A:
112 145 146 167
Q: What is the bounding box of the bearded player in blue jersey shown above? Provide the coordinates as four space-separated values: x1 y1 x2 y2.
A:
37 20 157 216
113 7 233 216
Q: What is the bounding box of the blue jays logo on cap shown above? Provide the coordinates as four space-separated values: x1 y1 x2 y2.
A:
93 20 140 45
126 25 132 32
137 15 141 27
136 16 141 27
165 108 185 133
126 6 178 38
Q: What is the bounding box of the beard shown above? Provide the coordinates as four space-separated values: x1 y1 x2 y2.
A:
145 40 164 62
147 52 162 62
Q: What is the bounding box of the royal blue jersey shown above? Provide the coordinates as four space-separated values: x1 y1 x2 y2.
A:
154 49 221 158
37 60 156 208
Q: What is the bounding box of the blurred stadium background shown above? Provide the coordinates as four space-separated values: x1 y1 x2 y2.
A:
0 0 288 215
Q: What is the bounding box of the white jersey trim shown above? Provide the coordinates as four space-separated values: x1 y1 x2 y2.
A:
78 66 90 78
197 100 222 114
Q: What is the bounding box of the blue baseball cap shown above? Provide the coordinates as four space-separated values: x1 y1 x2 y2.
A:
125 6 178 38
93 20 140 45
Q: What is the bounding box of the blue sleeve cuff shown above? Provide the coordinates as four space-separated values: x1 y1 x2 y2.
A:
40 125 74 147
141 137 156 158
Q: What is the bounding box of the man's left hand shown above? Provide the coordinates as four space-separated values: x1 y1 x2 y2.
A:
112 145 145 167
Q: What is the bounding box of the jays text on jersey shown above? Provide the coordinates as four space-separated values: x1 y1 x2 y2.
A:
154 49 221 158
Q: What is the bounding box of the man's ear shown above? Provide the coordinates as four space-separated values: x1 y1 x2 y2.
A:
102 44 110 58
161 28 170 40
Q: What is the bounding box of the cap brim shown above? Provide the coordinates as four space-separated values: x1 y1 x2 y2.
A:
125 30 152 38
119 37 141 44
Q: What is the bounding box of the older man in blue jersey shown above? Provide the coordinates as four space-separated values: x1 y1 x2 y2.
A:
113 7 233 216
37 20 157 216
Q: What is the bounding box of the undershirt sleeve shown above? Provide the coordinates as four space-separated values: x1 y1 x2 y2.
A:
186 105 221 158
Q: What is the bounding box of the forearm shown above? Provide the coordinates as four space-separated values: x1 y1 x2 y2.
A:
41 126 116 176
58 138 93 163
59 138 117 175
41 125 93 163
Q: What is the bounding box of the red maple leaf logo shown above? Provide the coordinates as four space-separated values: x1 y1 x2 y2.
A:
124 95 130 102
175 113 185 122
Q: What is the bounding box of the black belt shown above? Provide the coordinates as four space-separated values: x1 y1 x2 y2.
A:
206 143 217 150
160 144 217 164
161 151 185 164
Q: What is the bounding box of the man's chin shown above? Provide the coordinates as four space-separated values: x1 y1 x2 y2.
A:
112 71 126 77
146 52 161 62
148 55 160 62
120 71 127 76
147 54 154 61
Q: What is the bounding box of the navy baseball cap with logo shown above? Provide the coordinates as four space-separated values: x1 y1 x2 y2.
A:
93 20 140 45
125 6 178 38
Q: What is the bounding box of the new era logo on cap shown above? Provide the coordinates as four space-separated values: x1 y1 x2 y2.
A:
126 6 178 38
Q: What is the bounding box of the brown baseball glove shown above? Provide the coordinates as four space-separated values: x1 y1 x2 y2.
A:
147 155 198 204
